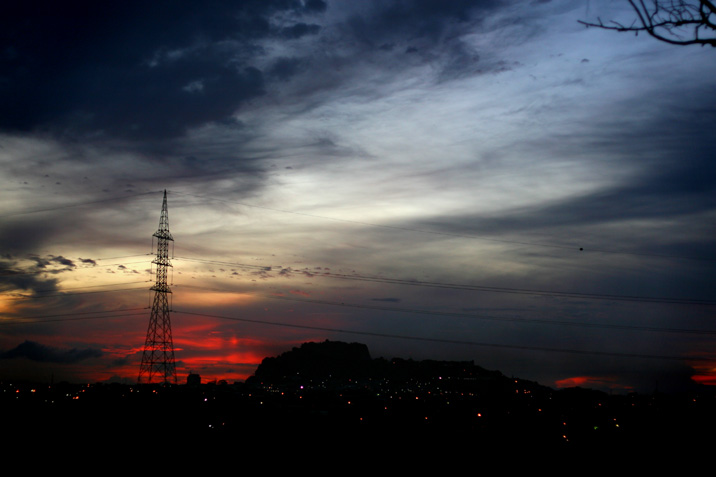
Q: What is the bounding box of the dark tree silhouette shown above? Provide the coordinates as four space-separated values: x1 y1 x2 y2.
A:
579 1 716 47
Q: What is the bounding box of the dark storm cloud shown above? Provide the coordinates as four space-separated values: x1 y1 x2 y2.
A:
0 0 515 149
269 57 306 82
0 0 514 146
0 340 102 363
31 255 76 269
304 0 328 12
345 0 502 43
252 0 509 99
0 259 60 295
333 0 504 80
0 253 82 296
0 0 327 141
278 23 322 39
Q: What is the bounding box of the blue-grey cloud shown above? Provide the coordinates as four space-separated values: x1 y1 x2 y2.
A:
1 340 103 363
344 0 502 43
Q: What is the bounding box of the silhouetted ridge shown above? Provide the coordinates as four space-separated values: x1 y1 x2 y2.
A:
247 340 511 388
251 340 372 382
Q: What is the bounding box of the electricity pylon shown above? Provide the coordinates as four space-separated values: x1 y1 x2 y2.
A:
138 190 177 384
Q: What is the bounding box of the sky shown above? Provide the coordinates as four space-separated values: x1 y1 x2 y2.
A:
1 0 715 393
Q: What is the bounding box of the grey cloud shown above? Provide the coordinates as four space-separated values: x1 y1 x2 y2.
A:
48 255 76 268
443 160 715 239
437 40 482 81
112 357 130 367
0 219 65 256
0 340 103 363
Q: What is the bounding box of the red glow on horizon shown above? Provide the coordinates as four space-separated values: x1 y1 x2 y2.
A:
689 361 716 386
691 374 716 386
555 376 590 388
555 375 632 391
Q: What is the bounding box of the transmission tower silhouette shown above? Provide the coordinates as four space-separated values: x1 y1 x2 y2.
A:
138 190 177 384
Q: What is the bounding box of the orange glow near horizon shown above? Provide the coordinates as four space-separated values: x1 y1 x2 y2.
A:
171 290 255 308
0 297 60 317
0 298 14 315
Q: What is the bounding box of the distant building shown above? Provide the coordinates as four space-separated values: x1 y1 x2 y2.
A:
186 373 201 386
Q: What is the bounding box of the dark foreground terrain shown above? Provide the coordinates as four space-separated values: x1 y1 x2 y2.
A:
4 341 715 456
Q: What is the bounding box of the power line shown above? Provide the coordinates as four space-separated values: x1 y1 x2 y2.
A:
0 255 152 278
173 256 270 271
2 285 150 300
88 260 152 267
0 190 161 219
170 282 716 335
0 307 148 325
319 271 716 306
172 309 707 361
0 280 149 296
167 255 715 306
92 254 153 261
18 278 710 337
268 294 716 336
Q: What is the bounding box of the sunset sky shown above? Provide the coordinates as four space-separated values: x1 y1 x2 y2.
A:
1 1 715 393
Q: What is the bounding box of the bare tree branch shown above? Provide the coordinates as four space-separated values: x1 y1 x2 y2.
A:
579 0 716 47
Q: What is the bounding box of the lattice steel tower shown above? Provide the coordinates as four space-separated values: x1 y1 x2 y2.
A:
138 190 177 384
